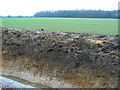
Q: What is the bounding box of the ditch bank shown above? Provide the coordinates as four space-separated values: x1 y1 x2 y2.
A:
1 27 119 88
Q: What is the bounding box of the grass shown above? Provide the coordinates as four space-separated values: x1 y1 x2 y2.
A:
1 18 118 35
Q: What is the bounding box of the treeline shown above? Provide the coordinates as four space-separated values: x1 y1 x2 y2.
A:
34 10 118 18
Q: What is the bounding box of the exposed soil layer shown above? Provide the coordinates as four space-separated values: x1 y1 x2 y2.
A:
1 27 119 88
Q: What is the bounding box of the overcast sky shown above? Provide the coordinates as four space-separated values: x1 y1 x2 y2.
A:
0 0 119 16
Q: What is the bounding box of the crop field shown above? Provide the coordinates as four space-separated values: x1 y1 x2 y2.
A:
1 18 118 35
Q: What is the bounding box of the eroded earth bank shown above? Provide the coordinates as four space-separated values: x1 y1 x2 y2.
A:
1 27 119 88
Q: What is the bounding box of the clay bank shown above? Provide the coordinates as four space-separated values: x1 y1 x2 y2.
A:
1 27 119 88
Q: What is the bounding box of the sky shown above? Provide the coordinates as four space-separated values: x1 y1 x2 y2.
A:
0 0 119 16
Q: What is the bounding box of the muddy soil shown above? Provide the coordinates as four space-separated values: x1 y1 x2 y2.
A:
1 27 119 88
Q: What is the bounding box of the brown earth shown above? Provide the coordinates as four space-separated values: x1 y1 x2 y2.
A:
1 27 119 88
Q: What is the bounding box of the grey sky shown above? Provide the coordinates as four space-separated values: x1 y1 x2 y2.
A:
0 0 119 16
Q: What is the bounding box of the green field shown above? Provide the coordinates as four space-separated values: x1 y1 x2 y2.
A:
1 18 118 35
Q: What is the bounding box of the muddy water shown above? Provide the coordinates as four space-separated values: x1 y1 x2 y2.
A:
0 76 35 88
1 73 49 88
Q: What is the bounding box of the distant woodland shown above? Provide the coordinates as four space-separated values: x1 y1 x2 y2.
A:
1 10 119 18
34 10 119 18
